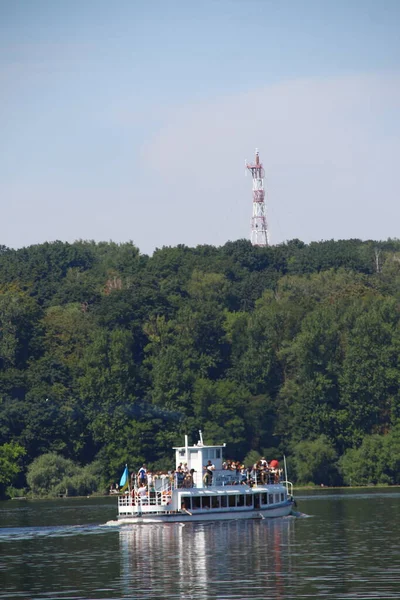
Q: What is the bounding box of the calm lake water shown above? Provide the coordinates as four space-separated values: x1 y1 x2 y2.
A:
1 489 400 599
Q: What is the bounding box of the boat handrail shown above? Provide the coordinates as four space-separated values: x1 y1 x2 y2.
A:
282 480 293 497
173 468 284 488
128 467 286 494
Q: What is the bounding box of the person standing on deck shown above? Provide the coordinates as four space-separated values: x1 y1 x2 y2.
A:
203 460 215 487
138 464 147 486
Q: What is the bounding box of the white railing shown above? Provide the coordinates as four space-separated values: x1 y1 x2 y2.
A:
282 480 294 498
123 468 286 498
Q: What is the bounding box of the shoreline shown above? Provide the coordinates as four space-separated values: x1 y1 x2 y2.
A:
5 484 400 502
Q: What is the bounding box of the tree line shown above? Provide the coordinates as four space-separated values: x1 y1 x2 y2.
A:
1 237 400 497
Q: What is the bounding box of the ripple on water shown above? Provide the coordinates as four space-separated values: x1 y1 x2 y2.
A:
0 523 112 542
1 494 400 599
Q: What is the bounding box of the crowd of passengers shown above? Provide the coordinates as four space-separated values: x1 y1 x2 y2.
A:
128 457 282 494
203 458 283 487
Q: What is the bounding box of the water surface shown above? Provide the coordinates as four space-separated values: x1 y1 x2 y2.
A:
1 489 399 599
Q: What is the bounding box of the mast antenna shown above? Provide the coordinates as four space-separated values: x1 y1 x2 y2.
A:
245 148 268 246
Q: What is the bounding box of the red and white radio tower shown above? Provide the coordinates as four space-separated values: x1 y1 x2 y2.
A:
246 148 268 246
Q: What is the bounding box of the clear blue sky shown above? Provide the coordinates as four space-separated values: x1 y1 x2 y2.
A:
1 0 400 254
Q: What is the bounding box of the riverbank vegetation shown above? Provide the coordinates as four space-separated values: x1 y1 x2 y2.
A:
1 238 400 498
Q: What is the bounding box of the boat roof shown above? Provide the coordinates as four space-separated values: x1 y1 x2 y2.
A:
173 443 226 450
173 431 226 451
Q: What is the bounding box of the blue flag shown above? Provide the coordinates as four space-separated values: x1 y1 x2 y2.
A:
119 465 128 488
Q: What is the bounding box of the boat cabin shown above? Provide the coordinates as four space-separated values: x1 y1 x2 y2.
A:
173 431 225 489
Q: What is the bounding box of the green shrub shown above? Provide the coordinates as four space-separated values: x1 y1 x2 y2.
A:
26 453 105 497
26 453 78 497
291 435 340 486
5 486 27 499
0 442 26 498
339 428 400 486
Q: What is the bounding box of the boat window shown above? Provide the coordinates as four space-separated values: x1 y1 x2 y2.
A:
220 496 228 508
268 494 274 504
181 498 190 511
204 449 216 459
202 496 210 509
274 494 280 504
246 495 253 507
179 450 185 457
211 496 219 509
237 495 245 507
281 493 285 502
216 449 221 459
261 493 267 505
192 497 201 510
228 495 236 507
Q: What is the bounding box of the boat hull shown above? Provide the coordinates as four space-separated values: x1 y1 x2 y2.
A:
117 500 294 524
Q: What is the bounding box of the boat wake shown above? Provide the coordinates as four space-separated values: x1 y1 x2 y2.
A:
0 523 111 542
290 510 312 518
105 519 123 527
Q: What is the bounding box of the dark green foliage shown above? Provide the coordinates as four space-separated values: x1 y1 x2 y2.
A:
0 441 26 498
1 237 400 493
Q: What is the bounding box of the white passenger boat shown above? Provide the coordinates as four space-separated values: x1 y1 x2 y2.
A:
117 432 295 523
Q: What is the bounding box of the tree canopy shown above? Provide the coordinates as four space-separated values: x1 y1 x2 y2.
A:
1 237 400 495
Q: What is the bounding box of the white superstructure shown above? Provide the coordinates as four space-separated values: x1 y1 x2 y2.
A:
117 432 295 523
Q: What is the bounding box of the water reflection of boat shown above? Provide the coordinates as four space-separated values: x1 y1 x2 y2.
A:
119 518 295 599
117 432 295 523
119 525 208 599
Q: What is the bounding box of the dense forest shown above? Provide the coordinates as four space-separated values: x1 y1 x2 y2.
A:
1 237 400 497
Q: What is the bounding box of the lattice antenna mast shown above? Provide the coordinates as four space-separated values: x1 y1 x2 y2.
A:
246 148 268 246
